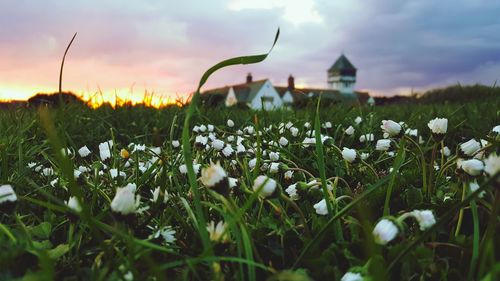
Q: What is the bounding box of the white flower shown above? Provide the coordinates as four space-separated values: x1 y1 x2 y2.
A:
50 178 58 187
484 153 500 178
195 135 208 146
373 218 399 245
227 135 235 142
405 128 418 137
480 139 489 148
171 140 180 148
380 120 402 137
492 125 500 134
345 126 355 136
341 272 364 281
279 137 289 146
324 121 332 129
285 183 299 200
123 183 137 193
269 162 280 174
227 119 235 127
313 199 328 215
304 122 311 128
246 158 256 170
42 167 54 176
179 164 187 174
78 146 91 157
109 169 126 179
73 169 82 179
460 159 484 176
360 153 370 160
0 185 17 204
151 187 169 203
359 133 374 143
199 125 207 132
236 143 246 154
411 210 436 231
354 116 362 125
228 177 238 188
150 147 161 155
284 170 294 180
342 147 357 163
269 151 280 161
428 118 448 134
200 162 227 188
207 124 214 132
376 139 391 151
206 221 229 243
150 226 177 245
246 126 255 134
460 139 481 156
302 137 316 147
290 127 299 137
99 141 112 161
222 145 234 157
179 163 201 175
78 166 90 173
133 144 146 152
111 187 137 215
65 196 82 213
160 226 176 244
469 180 485 198
441 146 451 157
211 139 225 151
252 175 277 198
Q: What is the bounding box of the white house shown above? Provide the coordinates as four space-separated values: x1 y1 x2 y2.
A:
203 76 283 110
201 54 367 109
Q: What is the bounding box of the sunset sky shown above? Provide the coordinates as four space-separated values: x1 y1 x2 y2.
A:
1 0 499 104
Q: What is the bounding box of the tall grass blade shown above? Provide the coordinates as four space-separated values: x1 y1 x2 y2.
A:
181 28 280 257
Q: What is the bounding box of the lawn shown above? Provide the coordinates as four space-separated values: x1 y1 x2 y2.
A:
0 94 499 280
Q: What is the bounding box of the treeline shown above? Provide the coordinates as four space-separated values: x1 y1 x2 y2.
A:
1 83 498 109
417 83 500 103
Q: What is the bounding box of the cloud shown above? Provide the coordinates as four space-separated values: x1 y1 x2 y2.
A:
0 0 499 101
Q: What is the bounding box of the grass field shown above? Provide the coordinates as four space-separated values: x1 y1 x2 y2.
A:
0 94 499 280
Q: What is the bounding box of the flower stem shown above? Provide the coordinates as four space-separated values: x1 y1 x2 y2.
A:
405 136 427 198
428 143 438 196
454 181 467 237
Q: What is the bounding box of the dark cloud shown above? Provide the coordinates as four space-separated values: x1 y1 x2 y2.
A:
1 0 499 98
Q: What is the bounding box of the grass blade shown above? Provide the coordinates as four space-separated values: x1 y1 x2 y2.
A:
181 28 280 257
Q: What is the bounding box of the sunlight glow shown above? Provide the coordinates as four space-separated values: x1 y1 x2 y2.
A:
0 86 184 109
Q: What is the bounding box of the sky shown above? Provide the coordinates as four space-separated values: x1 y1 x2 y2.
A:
1 0 500 105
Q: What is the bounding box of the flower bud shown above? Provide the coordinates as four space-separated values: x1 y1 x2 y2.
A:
200 162 229 195
342 147 357 163
252 175 277 198
373 218 399 245
380 120 402 137
0 185 17 212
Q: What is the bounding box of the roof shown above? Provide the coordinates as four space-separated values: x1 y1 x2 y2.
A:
328 54 357 75
202 79 267 103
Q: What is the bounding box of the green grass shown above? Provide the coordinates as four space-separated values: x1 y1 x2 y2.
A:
0 95 498 280
0 30 499 280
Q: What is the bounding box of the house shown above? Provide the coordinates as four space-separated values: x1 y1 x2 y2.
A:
201 54 370 109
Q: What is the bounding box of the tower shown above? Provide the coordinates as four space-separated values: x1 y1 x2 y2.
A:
327 54 357 94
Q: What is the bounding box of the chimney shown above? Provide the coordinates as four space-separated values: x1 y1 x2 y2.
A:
246 73 253 83
288 74 295 90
